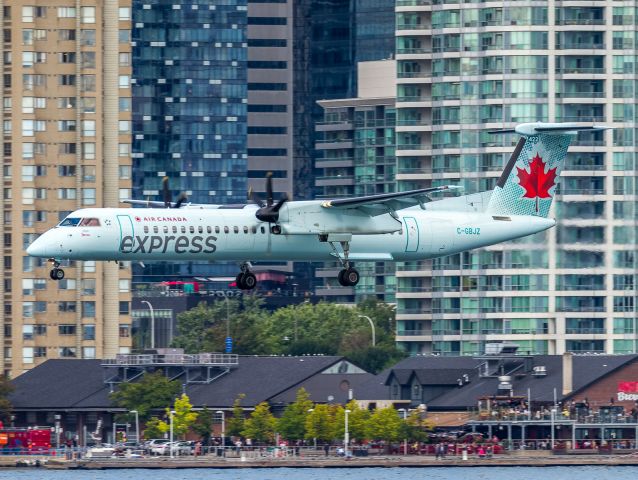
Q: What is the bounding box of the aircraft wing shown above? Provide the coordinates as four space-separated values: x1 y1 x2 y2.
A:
320 185 461 216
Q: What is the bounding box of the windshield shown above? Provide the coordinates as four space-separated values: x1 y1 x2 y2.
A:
79 218 100 227
59 217 81 227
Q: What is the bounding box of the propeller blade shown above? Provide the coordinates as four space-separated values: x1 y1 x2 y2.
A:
162 177 171 208
248 187 264 207
173 192 188 209
266 172 273 207
272 194 288 212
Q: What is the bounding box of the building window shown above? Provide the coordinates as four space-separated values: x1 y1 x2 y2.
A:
82 347 96 359
59 324 76 335
57 7 76 18
59 347 77 358
82 324 95 341
23 347 34 364
119 302 129 315
82 188 96 205
82 301 96 318
119 324 131 337
81 6 95 23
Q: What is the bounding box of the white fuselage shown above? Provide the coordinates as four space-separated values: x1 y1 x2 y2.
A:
26 204 555 263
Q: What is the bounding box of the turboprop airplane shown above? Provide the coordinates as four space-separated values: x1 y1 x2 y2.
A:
27 123 607 290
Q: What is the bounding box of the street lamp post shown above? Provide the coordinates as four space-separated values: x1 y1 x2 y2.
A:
141 300 155 349
216 410 225 453
550 408 556 450
398 408 408 455
169 410 176 458
308 409 316 449
130 410 140 444
357 315 376 347
344 409 351 458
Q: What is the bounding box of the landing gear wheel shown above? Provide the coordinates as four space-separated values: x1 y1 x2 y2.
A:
50 268 65 281
242 272 257 290
338 267 359 287
344 267 359 286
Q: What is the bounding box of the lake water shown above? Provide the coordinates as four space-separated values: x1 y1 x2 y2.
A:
1 467 637 480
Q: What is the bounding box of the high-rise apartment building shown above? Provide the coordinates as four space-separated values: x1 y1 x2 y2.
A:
315 60 397 302
394 2 637 355
1 2 133 377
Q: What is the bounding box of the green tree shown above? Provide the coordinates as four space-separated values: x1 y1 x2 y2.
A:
334 401 370 443
305 404 336 443
277 388 314 441
192 406 215 444
400 407 434 442
143 417 166 440
172 297 275 354
366 406 402 445
242 402 277 443
109 372 180 423
226 394 246 438
166 393 198 438
0 375 13 423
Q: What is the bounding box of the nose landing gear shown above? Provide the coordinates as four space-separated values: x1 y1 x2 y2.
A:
235 263 257 290
48 259 65 281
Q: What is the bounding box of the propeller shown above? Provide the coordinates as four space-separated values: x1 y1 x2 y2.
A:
254 172 288 223
162 176 188 209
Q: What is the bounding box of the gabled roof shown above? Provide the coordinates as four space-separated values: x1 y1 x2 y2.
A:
10 356 369 411
425 355 638 409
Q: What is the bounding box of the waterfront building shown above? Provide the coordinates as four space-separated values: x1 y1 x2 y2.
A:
394 2 638 355
9 354 370 444
0 2 133 377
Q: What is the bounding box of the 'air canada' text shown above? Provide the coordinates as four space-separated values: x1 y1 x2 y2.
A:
120 235 217 254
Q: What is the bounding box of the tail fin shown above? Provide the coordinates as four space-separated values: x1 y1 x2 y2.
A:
486 123 609 218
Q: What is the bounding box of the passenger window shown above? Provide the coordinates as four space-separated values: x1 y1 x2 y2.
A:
224 226 229 234
215 226 220 234
181 226 186 234
243 226 248 234
144 226 149 234
207 226 212 234
251 226 257 234
153 226 158 234
198 226 203 234
233 226 239 234
188 226 194 234
260 226 265 234
163 226 168 233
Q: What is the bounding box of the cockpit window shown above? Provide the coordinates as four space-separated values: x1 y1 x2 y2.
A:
79 218 100 227
59 217 81 227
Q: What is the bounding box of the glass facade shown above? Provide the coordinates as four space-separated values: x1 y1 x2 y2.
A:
395 2 638 355
131 0 247 281
132 1 247 205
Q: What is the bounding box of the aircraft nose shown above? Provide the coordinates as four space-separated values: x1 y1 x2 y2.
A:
26 237 49 257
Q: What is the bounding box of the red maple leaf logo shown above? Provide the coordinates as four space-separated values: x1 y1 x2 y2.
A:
516 153 557 213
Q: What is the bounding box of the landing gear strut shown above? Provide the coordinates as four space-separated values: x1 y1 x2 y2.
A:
328 240 360 287
235 263 257 290
49 259 65 281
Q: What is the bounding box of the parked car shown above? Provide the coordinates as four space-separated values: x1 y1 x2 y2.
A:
147 439 171 455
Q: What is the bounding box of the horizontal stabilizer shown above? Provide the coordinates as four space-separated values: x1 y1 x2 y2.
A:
489 122 611 136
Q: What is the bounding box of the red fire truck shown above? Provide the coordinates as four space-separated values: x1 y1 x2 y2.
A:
0 427 51 453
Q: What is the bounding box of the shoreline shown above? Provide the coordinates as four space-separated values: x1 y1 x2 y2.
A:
4 453 638 470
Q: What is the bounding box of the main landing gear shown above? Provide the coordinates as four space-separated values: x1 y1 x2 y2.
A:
49 259 65 281
235 263 257 290
327 239 360 287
